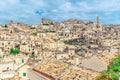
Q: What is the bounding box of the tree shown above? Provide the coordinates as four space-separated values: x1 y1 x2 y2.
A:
31 32 37 36
98 56 120 80
30 27 35 29
15 49 20 55
10 48 14 54
45 30 56 33
10 48 20 55
29 53 35 59
4 24 8 28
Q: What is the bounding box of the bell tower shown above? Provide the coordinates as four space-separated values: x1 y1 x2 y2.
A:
96 16 99 27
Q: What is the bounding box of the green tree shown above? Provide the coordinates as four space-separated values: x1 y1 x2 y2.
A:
29 53 35 59
98 56 120 80
4 24 8 28
45 30 55 33
10 48 20 55
10 48 14 54
31 32 37 36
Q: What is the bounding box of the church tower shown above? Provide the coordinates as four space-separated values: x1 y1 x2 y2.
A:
96 16 99 28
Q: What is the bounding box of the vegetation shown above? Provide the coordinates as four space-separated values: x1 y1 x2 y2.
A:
4 24 8 28
30 27 35 29
98 56 120 80
43 22 53 26
31 32 37 36
2 24 8 28
63 38 86 46
50 22 54 25
45 30 55 33
10 48 20 55
63 40 73 45
43 24 49 26
29 53 35 59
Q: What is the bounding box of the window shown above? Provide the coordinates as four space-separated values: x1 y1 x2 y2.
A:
10 30 12 33
32 52 34 54
8 42 10 45
2 43 4 46
22 59 24 63
23 73 27 77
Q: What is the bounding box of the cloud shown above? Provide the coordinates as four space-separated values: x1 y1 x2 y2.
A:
0 0 120 24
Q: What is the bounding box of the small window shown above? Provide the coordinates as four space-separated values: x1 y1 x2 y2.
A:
22 59 24 63
10 30 12 33
2 43 4 46
23 73 26 77
8 42 10 45
32 52 34 54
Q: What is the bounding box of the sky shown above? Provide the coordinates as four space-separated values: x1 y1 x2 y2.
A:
0 0 120 24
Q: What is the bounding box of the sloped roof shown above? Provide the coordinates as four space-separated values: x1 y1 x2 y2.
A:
81 55 108 72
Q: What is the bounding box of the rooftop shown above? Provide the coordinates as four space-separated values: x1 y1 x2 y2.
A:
34 59 68 79
80 55 108 72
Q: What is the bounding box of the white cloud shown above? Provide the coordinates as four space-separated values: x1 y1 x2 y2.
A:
0 0 120 24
